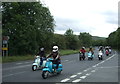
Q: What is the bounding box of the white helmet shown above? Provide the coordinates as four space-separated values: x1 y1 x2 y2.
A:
82 47 85 49
40 48 44 51
52 46 58 52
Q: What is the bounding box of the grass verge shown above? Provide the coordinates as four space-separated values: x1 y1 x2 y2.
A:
2 49 79 63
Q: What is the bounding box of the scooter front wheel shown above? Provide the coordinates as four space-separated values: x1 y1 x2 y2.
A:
32 65 37 71
42 71 49 79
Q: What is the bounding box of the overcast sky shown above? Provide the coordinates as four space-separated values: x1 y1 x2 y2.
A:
41 0 119 37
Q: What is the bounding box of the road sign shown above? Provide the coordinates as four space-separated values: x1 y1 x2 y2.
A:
2 47 8 50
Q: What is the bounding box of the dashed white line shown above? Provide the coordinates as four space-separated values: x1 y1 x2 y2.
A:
80 76 87 79
92 65 97 67
72 79 81 82
16 63 23 65
77 72 82 75
65 60 69 62
25 62 30 63
83 69 87 72
61 78 70 82
91 70 96 73
60 54 116 82
70 75 77 78
86 73 91 76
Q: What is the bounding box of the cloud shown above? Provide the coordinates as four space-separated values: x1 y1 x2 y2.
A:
43 0 119 37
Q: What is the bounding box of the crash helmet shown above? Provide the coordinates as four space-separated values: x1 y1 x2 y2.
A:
52 46 58 52
82 47 85 49
40 47 44 51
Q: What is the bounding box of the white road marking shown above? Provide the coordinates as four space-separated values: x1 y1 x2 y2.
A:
72 79 81 82
61 78 70 82
83 69 87 72
60 54 116 82
3 71 27 78
16 63 23 65
25 62 30 63
80 76 87 79
91 70 96 72
70 75 77 78
77 72 82 75
86 73 91 76
92 65 97 67
3 64 31 71
65 60 69 62
98 66 119 69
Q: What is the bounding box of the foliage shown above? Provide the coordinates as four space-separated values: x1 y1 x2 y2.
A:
79 32 92 47
53 34 66 49
64 29 79 50
107 27 120 50
2 2 55 55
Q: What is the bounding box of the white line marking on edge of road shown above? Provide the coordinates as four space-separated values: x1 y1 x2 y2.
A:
72 79 81 82
61 78 70 82
16 63 23 65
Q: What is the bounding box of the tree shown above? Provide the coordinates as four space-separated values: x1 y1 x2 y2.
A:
64 29 79 50
53 34 66 49
2 2 55 55
79 32 92 47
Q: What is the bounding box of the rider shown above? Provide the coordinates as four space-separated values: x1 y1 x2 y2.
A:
88 46 94 56
99 46 104 54
47 46 61 71
80 47 86 57
36 47 46 66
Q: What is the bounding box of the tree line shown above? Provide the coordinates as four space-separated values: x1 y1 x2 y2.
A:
106 27 120 50
2 2 119 56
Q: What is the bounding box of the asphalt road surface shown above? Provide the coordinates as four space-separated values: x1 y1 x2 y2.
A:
2 48 119 84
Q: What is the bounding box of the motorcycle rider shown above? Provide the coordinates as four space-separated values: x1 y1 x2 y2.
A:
105 46 109 56
88 47 94 56
99 46 104 54
80 47 86 57
47 46 61 72
36 47 46 66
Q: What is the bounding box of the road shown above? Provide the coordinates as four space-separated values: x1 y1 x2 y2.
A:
2 48 119 84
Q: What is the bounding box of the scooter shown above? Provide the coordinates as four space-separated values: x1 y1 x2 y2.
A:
79 52 85 61
105 50 109 56
32 56 46 71
98 51 103 60
42 58 63 79
87 52 94 60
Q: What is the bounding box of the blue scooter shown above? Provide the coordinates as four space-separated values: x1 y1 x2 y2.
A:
87 52 94 60
42 58 63 79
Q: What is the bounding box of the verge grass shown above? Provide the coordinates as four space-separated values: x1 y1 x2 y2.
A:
2 50 79 63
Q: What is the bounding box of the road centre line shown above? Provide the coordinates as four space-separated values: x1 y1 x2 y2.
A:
80 76 87 79
77 72 82 75
91 70 96 73
61 78 70 82
72 79 81 82
86 73 91 76
60 54 116 82
70 75 77 78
